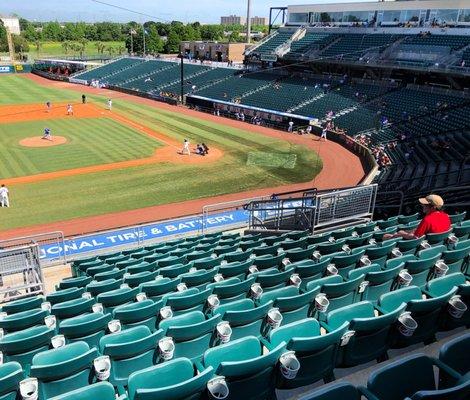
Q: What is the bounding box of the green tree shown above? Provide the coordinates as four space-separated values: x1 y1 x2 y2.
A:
200 25 224 41
145 25 164 54
23 24 38 41
106 45 115 56
164 30 180 54
34 39 42 53
61 40 71 54
0 20 7 52
95 41 106 54
13 35 29 53
42 21 62 41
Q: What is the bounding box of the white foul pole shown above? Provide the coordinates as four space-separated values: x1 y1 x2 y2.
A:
246 0 252 44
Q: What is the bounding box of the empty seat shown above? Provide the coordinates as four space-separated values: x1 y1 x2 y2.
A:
113 299 163 332
325 301 404 367
217 300 273 340
51 297 95 321
29 341 98 399
366 353 470 400
0 296 44 315
0 325 55 372
49 382 116 400
47 288 84 306
57 276 93 290
0 308 49 333
0 362 23 400
378 285 453 347
86 278 122 296
201 336 286 400
301 382 364 400
140 278 181 301
59 312 112 349
127 358 213 400
268 318 348 388
159 311 221 362
207 277 254 304
99 325 163 387
164 288 213 316
96 287 140 313
439 333 470 386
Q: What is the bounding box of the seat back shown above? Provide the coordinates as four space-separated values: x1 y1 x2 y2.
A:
367 354 436 400
301 382 362 400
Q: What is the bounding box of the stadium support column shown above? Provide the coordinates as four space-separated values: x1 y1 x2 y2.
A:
180 54 184 104
246 0 252 44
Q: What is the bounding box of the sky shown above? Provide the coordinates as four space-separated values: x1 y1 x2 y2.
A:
0 0 371 24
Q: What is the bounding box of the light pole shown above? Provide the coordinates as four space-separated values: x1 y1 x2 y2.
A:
246 0 252 44
142 24 146 56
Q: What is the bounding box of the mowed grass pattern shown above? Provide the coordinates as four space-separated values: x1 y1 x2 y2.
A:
0 75 322 230
0 117 161 178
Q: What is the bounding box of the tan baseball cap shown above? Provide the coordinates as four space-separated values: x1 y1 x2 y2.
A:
419 194 444 209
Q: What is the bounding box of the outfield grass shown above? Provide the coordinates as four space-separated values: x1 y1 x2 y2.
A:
0 75 323 230
0 118 162 178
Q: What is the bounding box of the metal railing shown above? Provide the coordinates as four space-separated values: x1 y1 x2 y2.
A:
0 232 66 267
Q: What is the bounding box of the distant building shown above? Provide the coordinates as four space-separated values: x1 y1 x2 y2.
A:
0 15 20 35
251 16 268 26
221 15 247 26
181 41 248 63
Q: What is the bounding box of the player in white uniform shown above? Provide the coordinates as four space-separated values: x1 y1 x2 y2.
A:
67 104 74 115
107 99 113 110
0 184 10 207
181 139 191 155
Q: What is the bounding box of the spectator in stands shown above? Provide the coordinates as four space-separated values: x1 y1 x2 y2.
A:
383 195 450 240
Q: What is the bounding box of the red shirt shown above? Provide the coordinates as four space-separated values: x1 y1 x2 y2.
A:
414 210 451 238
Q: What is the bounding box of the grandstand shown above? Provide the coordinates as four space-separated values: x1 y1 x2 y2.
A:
2 0 470 399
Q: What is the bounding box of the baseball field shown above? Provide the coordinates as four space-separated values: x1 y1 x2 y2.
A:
0 74 325 232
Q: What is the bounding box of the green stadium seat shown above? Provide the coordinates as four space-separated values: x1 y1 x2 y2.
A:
201 336 286 400
163 288 213 316
57 276 93 290
207 277 254 304
96 287 140 313
51 297 95 321
285 246 317 262
366 353 470 400
259 286 320 325
453 221 470 241
378 285 453 347
124 271 159 288
126 261 156 275
127 358 214 400
302 382 365 400
0 362 24 400
219 260 253 280
180 268 219 290
159 311 222 362
252 253 286 270
306 275 365 318
426 230 452 246
86 278 122 295
398 213 420 225
325 301 404 367
316 240 347 256
29 341 98 399
47 288 84 306
330 250 366 278
254 268 293 291
397 237 425 255
93 268 126 282
441 240 470 275
450 212 467 224
224 250 253 263
0 308 49 333
268 318 348 388
113 299 163 332
48 382 116 400
424 273 470 330
217 300 273 340
291 259 330 289
349 263 402 302
253 243 282 257
364 242 399 268
439 333 470 387
158 263 192 279
0 296 44 315
59 312 112 348
99 325 163 387
0 325 55 372
140 278 181 301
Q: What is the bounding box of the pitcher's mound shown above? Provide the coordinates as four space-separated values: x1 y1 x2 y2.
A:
19 136 68 148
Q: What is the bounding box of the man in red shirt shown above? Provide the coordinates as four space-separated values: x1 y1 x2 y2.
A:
383 194 451 240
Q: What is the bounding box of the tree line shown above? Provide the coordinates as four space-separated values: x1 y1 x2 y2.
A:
0 18 269 55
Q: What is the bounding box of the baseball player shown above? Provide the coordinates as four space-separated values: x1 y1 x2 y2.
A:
42 127 52 141
45 101 51 113
107 99 113 111
181 139 190 155
0 184 10 207
66 104 74 116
